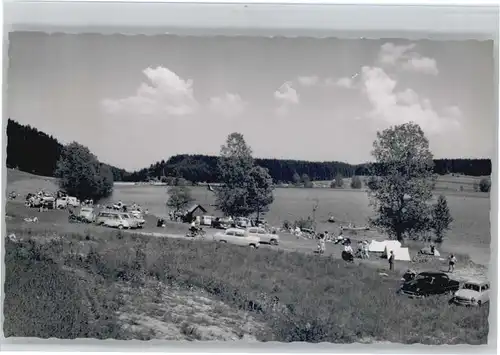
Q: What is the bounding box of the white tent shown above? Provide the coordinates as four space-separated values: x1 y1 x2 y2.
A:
381 241 403 257
385 246 411 261
369 240 401 253
368 240 387 253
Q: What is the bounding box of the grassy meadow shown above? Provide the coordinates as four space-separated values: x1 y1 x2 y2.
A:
6 169 492 265
3 169 492 343
4 222 490 344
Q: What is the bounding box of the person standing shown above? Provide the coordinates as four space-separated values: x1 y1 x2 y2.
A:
448 254 457 272
318 234 326 254
388 250 395 271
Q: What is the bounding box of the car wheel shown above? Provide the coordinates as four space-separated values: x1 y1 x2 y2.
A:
477 301 482 307
118 225 124 230
270 239 278 246
249 244 256 249
220 240 227 243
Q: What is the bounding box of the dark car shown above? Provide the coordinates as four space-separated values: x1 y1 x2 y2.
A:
399 272 460 298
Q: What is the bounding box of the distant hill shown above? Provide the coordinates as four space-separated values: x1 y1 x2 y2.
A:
6 119 491 184
6 119 129 181
125 154 492 184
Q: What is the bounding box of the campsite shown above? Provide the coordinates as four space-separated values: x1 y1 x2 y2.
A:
4 32 494 346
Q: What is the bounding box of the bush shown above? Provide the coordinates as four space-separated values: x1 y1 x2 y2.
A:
330 174 344 189
350 176 362 189
3 238 125 339
479 178 491 193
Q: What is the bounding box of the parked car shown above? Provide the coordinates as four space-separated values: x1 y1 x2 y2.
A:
451 280 490 307
201 215 214 226
213 228 260 248
247 227 279 245
130 210 146 228
78 207 96 223
399 272 460 298
100 213 131 230
96 211 131 229
67 196 80 207
235 217 251 228
120 213 141 229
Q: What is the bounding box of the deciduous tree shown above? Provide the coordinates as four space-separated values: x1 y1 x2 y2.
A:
54 142 113 201
368 122 436 242
215 132 275 218
166 185 194 213
431 195 453 244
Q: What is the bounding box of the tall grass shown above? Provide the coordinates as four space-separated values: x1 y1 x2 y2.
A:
4 227 490 344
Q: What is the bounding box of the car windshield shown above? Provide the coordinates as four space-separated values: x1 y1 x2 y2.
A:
415 274 432 281
463 283 481 292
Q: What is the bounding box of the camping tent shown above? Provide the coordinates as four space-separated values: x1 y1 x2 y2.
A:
368 240 387 253
384 246 411 261
381 241 403 257
369 240 401 253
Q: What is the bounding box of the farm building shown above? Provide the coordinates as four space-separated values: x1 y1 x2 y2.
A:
183 204 208 223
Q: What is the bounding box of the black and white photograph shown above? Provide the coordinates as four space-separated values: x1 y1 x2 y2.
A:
3 24 495 345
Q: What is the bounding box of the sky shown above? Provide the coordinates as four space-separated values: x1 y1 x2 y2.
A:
7 32 496 171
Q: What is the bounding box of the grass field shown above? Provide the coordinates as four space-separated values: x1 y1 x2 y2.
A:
4 222 490 343
4 169 492 343
6 169 492 265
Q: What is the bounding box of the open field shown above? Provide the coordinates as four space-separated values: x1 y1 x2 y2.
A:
6 169 492 265
4 216 490 344
105 184 491 266
4 170 492 343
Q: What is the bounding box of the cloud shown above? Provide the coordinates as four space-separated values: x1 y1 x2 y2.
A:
297 76 319 87
101 66 198 117
208 92 247 118
443 105 463 118
274 82 299 104
378 43 416 66
402 56 439 75
274 81 299 115
335 77 354 89
378 42 438 75
361 66 460 134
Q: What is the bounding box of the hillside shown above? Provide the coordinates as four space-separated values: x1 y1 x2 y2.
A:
6 119 129 181
6 119 492 184
126 154 492 184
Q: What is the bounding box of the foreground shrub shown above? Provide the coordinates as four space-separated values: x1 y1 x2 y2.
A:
3 238 126 339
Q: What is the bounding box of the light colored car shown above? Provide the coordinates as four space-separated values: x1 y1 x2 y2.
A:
130 210 146 228
67 196 80 207
79 207 96 223
101 213 131 230
56 197 68 209
248 227 279 245
56 196 79 208
235 217 251 228
452 280 490 307
213 228 260 248
120 213 141 229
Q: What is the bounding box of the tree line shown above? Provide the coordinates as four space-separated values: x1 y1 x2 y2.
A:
6 118 492 186
123 155 492 184
7 119 123 201
7 118 128 181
